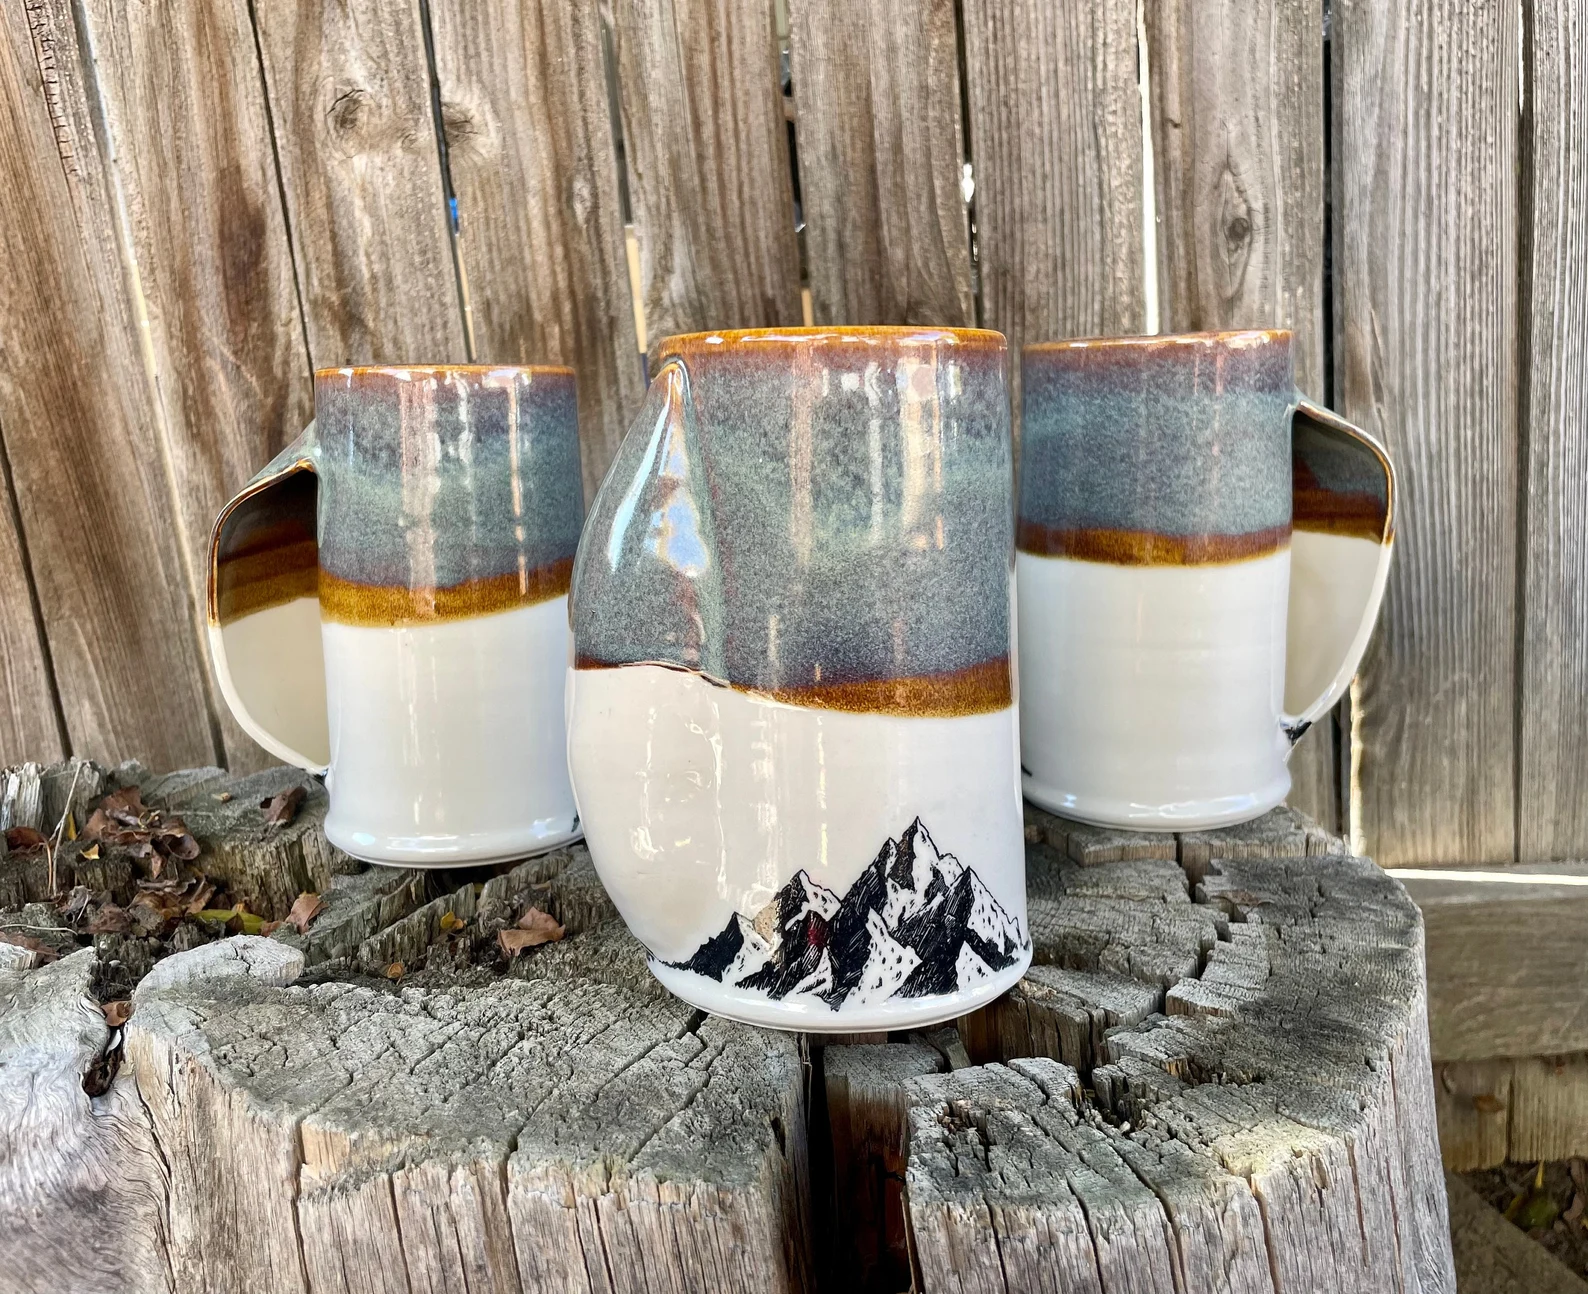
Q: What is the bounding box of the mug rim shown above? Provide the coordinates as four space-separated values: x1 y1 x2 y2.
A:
656 325 1007 353
314 363 577 380
1023 328 1290 356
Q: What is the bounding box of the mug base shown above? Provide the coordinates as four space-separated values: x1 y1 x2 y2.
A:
1022 776 1291 833
327 821 584 869
646 945 1033 1034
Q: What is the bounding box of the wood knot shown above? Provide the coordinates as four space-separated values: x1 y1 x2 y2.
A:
440 99 485 159
326 85 376 141
1213 167 1254 304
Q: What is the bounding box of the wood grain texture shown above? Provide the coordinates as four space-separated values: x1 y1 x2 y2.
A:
787 0 974 327
1145 0 1337 829
609 0 802 351
81 0 314 772
0 454 61 764
961 0 1144 421
1510 1053 1588 1162
428 0 644 498
253 0 465 364
1434 1057 1512 1171
1333 0 1520 865
0 1 219 769
1518 0 1588 861
1402 865 1588 1060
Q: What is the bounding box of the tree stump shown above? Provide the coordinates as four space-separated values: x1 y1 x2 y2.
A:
0 763 1455 1294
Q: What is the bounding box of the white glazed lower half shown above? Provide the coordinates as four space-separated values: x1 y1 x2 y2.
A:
1017 547 1293 829
567 663 1031 1031
317 594 579 865
210 595 331 769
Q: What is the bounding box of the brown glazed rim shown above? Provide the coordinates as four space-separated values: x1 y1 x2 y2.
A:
1023 329 1290 356
657 326 1007 357
316 363 576 380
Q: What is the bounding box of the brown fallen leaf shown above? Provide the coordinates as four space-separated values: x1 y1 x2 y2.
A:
439 911 465 934
80 843 100 861
260 920 282 936
497 929 539 958
4 826 46 853
88 905 132 934
285 891 326 934
516 906 564 944
385 961 405 980
184 879 216 915
98 786 147 828
101 1000 132 1028
260 785 307 827
1473 1092 1505 1114
0 931 57 963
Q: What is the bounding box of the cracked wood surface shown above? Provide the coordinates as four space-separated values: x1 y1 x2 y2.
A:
0 764 1451 1293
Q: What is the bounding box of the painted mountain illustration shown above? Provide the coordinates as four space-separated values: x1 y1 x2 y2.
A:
666 819 1028 1011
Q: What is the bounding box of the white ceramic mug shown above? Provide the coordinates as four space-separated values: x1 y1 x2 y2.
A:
1016 331 1395 830
568 327 1030 1031
207 365 584 865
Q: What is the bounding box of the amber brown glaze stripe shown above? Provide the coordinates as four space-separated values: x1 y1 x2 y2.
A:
573 655 1012 717
1294 489 1392 543
319 558 574 627
215 533 318 624
1016 521 1291 566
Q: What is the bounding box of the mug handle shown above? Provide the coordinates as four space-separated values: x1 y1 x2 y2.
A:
206 423 330 772
1281 397 1397 739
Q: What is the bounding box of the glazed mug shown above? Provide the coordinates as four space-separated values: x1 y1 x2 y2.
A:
568 327 1031 1031
207 365 584 865
1016 330 1395 830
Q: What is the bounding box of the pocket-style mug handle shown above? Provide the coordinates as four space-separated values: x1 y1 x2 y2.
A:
206 423 329 772
1282 397 1397 739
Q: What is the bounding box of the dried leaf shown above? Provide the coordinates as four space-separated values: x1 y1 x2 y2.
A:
80 843 100 861
439 911 464 934
1473 1092 1505 1114
99 787 147 828
260 785 307 827
4 826 46 853
0 931 57 963
101 1000 132 1028
260 920 282 936
88 905 132 934
211 792 233 802
285 891 326 934
154 818 201 860
514 906 564 945
385 961 405 980
497 929 539 958
184 879 216 915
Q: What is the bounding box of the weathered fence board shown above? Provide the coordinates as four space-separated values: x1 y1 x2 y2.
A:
1519 0 1588 861
0 1 219 771
1145 0 1337 829
609 0 802 350
254 0 466 364
0 477 60 764
429 0 644 496
961 0 1144 419
1334 0 1520 865
81 0 314 771
788 0 974 328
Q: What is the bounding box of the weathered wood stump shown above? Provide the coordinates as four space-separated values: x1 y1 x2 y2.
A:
0 763 1455 1293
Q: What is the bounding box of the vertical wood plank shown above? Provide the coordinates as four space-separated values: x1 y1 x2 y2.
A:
1333 0 1519 864
788 0 974 327
0 445 62 763
254 0 465 363
609 0 803 348
961 0 1144 417
82 0 316 771
1145 0 1337 829
0 1 219 769
1518 0 1588 861
428 0 644 498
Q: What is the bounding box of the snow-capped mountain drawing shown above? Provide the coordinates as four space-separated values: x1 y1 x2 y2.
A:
665 819 1028 1011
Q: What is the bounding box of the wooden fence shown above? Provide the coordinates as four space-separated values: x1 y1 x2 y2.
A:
0 0 1579 869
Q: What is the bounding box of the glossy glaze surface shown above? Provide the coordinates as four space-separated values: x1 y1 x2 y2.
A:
1017 331 1396 830
207 365 584 865
570 327 1029 1029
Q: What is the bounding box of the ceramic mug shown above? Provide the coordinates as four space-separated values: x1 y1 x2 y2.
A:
207 365 584 865
568 327 1031 1031
1016 330 1395 830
